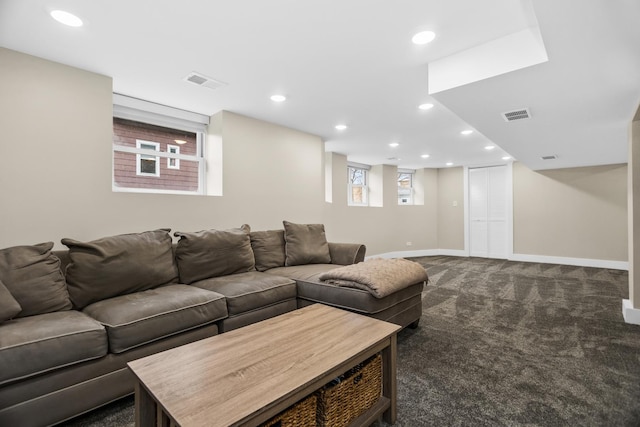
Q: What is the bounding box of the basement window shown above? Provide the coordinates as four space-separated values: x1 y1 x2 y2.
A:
112 94 209 195
398 170 414 205
348 164 369 206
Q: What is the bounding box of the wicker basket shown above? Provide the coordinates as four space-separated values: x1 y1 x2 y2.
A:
260 393 317 427
316 354 382 427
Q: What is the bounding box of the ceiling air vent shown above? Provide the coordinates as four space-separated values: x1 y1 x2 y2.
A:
184 72 227 90
541 155 557 160
502 108 531 122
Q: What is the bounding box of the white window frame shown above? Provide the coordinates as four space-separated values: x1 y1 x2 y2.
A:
398 169 415 205
348 163 370 206
136 140 160 177
167 144 180 169
112 94 209 195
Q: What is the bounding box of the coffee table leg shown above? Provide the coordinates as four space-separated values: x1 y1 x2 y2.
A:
382 333 398 424
135 382 158 427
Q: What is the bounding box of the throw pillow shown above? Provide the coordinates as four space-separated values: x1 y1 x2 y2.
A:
174 224 255 284
0 242 72 317
62 229 179 309
282 221 331 266
0 279 21 322
250 230 286 271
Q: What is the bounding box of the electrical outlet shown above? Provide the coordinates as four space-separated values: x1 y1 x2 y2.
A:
406 241 412 246
452 200 458 207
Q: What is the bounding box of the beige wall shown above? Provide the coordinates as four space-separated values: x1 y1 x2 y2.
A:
433 163 628 261
322 153 439 255
0 48 113 247
436 167 465 250
214 110 326 229
513 162 627 261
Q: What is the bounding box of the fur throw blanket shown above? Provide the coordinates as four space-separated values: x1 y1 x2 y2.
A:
319 258 428 298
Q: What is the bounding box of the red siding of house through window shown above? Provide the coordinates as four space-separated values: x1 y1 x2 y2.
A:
113 118 199 192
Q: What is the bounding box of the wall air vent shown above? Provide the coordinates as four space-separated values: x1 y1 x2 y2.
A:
502 108 531 122
541 155 557 160
184 72 227 90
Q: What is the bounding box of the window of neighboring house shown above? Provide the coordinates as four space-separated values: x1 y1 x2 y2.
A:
348 165 369 206
136 140 160 176
112 94 209 195
398 171 414 205
167 144 180 169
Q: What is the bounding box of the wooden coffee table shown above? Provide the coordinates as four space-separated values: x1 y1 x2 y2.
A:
127 304 401 427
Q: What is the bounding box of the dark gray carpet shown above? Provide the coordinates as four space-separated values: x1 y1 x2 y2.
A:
61 256 640 426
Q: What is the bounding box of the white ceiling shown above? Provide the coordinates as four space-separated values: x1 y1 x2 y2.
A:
1 0 639 170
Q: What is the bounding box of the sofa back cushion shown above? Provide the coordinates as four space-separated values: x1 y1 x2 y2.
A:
62 229 179 309
0 279 22 321
250 230 286 271
0 242 72 317
174 224 255 284
283 221 331 266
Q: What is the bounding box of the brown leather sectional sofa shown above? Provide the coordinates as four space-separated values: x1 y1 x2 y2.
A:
0 222 424 426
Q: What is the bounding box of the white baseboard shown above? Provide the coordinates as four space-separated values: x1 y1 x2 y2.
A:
622 299 640 325
367 248 466 259
437 249 468 257
367 249 628 271
510 253 628 271
367 249 439 259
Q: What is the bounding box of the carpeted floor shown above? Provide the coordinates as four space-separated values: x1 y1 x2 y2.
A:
61 256 640 426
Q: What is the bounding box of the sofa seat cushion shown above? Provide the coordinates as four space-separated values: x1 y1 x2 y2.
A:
266 265 425 314
83 285 227 354
0 311 107 386
190 272 296 316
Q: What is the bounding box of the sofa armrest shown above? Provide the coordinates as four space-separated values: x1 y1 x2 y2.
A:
328 242 366 265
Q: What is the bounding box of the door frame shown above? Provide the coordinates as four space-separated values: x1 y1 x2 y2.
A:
463 161 514 259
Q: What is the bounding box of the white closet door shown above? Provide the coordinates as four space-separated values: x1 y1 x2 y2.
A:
487 166 507 258
469 165 508 259
469 168 489 257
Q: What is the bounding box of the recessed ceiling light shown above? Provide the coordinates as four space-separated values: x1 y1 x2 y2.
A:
412 31 436 45
389 142 399 148
418 103 434 110
50 10 83 27
335 124 347 131
502 156 511 160
461 130 473 135
446 162 453 166
485 145 496 150
270 94 286 102
421 154 430 159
